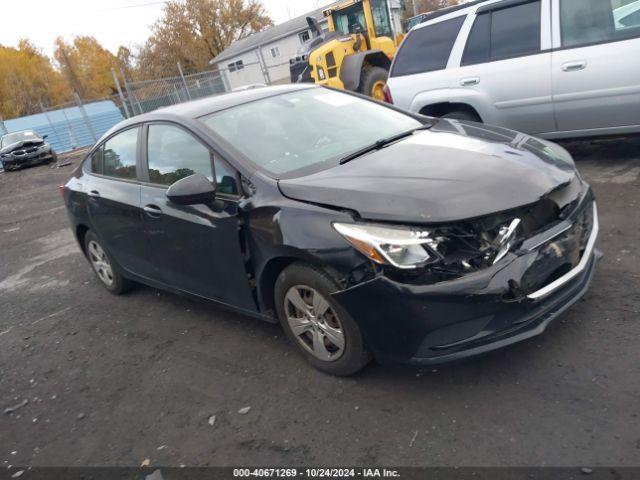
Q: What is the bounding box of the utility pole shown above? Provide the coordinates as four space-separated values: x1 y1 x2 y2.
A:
413 0 419 16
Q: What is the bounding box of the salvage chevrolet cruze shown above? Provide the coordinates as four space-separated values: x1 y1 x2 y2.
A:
61 85 600 375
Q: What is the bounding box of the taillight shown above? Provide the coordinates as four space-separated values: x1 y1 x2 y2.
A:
383 84 393 104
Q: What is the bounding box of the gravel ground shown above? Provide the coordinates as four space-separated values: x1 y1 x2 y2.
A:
0 138 639 467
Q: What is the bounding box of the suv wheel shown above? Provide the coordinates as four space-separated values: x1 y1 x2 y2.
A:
275 263 371 376
84 231 132 294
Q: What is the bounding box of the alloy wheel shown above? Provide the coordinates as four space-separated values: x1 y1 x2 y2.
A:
284 285 345 362
87 240 114 287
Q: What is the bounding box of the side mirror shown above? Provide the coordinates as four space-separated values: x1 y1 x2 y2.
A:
42 134 48 140
166 173 216 205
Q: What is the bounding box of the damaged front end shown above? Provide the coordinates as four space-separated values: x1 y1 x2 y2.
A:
331 183 600 365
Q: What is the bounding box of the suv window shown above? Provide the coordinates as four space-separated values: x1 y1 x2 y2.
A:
561 0 640 48
462 1 541 66
391 16 465 77
147 124 212 186
103 128 139 180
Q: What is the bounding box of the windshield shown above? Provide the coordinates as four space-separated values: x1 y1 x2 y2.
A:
201 88 422 178
1 131 41 148
333 3 366 34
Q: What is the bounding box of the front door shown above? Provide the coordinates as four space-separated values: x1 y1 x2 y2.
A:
551 0 640 133
140 123 256 312
85 127 151 277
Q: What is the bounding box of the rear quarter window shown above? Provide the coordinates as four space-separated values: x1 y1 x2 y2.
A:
390 15 466 77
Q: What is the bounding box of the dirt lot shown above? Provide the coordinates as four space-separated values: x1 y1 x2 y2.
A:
0 138 639 468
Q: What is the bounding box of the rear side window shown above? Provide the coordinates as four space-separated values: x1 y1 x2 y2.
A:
560 0 640 48
103 128 139 180
462 1 541 66
391 16 465 77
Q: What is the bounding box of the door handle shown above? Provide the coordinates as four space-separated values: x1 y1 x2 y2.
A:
143 204 163 217
88 190 100 198
460 77 480 87
562 61 587 72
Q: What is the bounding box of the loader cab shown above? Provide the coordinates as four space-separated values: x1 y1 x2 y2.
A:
291 0 400 100
326 0 396 55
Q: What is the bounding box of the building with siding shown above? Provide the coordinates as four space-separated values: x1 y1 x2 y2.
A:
210 3 337 90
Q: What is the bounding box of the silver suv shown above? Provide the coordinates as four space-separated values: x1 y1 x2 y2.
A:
385 0 640 139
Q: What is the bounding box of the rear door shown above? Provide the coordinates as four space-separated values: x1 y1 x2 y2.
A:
453 0 555 134
551 0 640 133
139 122 257 311
84 127 152 277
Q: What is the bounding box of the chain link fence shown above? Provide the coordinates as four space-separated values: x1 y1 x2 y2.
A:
116 67 227 117
0 61 296 156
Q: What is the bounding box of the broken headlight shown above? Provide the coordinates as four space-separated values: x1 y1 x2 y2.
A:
333 223 436 269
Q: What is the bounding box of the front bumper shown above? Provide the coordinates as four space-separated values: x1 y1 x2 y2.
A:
1 149 54 167
332 198 600 365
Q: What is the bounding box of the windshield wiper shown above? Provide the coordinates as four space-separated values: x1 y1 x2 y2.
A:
339 124 432 165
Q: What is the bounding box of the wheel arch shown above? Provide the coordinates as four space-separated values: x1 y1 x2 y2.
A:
256 254 345 319
419 102 483 122
340 50 391 91
75 223 90 255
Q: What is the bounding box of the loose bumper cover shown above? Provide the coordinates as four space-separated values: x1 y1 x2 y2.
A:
332 194 600 365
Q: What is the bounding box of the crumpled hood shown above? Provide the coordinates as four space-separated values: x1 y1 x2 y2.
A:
278 120 579 224
0 139 45 155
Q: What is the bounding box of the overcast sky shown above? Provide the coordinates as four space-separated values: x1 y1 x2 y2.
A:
0 0 336 59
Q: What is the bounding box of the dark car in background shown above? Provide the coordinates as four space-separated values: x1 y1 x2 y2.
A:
0 130 57 171
61 85 600 376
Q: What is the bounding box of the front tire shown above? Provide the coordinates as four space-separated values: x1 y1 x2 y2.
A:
84 230 132 295
275 263 371 376
358 66 389 101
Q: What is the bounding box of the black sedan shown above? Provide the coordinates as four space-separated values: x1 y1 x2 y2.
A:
61 85 600 376
1 130 57 171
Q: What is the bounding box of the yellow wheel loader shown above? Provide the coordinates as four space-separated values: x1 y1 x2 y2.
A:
289 0 403 101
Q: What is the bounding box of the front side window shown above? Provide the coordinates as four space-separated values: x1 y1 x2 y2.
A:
90 147 103 174
333 3 366 35
147 124 212 186
561 0 640 48
201 88 422 178
103 128 139 180
391 16 465 77
462 1 541 65
371 0 393 38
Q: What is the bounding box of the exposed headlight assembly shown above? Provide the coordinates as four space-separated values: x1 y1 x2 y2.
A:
333 222 437 269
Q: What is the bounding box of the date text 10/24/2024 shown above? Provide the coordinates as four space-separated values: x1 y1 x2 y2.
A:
232 468 401 478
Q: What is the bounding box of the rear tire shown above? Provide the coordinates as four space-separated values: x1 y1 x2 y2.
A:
358 66 389 101
275 263 371 376
84 230 133 295
441 110 481 122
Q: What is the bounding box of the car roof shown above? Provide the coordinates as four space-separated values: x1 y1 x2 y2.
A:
105 84 316 134
152 83 315 119
96 84 319 152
